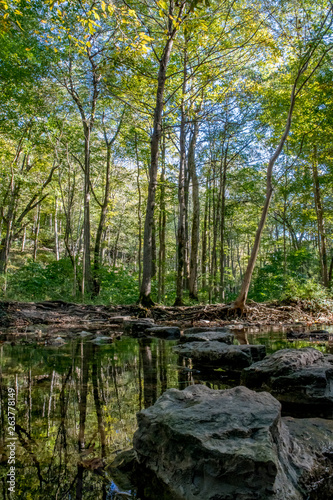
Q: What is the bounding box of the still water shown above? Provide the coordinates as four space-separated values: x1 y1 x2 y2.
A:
0 328 332 499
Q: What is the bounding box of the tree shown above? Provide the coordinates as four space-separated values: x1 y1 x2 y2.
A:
233 2 333 312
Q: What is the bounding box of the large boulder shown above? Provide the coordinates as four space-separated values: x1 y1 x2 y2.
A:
174 341 266 369
133 384 333 500
241 347 333 416
180 331 234 344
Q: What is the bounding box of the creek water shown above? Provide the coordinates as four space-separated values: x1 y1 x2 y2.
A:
0 327 332 499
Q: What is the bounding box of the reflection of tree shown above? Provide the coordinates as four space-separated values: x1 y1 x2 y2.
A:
92 345 106 458
0 337 181 498
16 423 44 487
0 345 5 447
178 355 193 390
78 341 90 451
159 340 167 395
139 339 158 408
76 341 91 499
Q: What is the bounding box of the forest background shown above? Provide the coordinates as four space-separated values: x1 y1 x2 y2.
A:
1 0 333 308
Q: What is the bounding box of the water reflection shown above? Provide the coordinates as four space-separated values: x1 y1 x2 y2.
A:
0 337 180 499
0 328 332 498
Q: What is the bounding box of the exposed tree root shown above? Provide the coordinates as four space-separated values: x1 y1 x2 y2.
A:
1 298 333 333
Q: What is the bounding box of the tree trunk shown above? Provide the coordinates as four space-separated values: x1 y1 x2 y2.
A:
175 96 187 305
219 146 228 302
21 226 26 252
158 130 166 303
93 143 111 296
201 178 209 290
93 109 124 295
312 146 328 287
54 197 60 261
188 120 200 299
233 37 330 311
136 133 143 288
233 90 297 311
33 203 41 262
152 217 157 278
82 124 93 296
184 164 190 289
139 37 175 306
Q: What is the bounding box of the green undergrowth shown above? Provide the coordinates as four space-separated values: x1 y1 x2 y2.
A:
0 251 332 308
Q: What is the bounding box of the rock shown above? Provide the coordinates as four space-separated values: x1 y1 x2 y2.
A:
311 329 330 334
183 326 230 335
145 326 181 340
133 384 333 499
47 336 66 346
123 318 155 337
174 341 266 369
90 336 113 344
109 316 132 324
78 330 93 337
287 329 331 341
241 348 333 416
180 331 234 344
283 417 333 498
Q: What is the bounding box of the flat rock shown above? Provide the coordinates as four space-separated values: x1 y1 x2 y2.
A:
109 316 132 323
133 384 333 499
183 326 230 335
241 348 333 416
287 329 332 341
174 341 266 369
180 331 234 344
123 319 155 337
46 336 66 346
145 326 180 340
90 336 113 344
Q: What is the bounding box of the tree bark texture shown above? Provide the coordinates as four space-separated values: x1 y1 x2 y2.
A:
188 120 200 299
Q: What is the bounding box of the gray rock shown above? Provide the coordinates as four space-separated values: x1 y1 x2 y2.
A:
90 336 112 344
241 348 333 415
145 326 181 340
183 326 230 335
174 341 266 369
109 316 132 323
283 417 333 497
47 336 66 346
78 330 93 337
133 384 333 499
181 331 234 344
123 318 155 337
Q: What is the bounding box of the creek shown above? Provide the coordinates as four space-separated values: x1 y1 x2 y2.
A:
0 327 332 499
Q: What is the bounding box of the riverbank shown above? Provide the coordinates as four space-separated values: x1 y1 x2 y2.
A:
1 298 332 334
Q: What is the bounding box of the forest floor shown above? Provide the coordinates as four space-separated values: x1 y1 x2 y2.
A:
1 298 333 337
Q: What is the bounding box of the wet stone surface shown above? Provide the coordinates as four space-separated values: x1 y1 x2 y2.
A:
241 347 333 417
174 340 267 369
180 330 234 344
133 384 333 500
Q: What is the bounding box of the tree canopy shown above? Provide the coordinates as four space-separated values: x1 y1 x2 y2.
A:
1 0 333 307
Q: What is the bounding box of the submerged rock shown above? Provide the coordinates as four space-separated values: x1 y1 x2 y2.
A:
174 341 266 369
90 336 113 344
145 326 181 340
287 329 331 341
46 336 66 346
183 326 230 335
123 318 155 337
241 347 333 416
133 384 333 499
180 331 234 344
